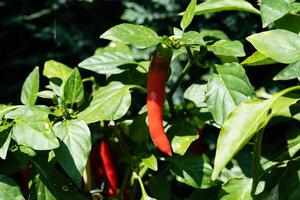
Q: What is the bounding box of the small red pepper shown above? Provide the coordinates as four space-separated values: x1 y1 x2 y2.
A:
100 140 118 196
147 44 173 156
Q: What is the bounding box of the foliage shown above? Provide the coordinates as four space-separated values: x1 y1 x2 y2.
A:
1 0 300 199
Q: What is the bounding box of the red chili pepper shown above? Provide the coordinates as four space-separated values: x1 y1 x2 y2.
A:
100 140 118 196
189 128 204 155
147 44 173 156
20 167 31 195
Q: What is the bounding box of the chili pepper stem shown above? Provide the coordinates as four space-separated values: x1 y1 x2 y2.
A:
83 158 92 192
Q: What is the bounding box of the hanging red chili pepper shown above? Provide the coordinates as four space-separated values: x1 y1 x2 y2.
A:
147 44 173 156
100 140 118 196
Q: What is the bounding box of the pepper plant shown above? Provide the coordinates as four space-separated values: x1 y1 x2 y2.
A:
1 0 300 199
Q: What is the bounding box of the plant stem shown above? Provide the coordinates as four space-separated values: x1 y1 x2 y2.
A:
167 46 194 120
117 167 131 199
251 129 264 195
82 76 96 84
132 85 147 93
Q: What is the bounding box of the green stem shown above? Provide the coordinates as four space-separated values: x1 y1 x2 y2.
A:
166 46 194 120
168 46 194 98
139 165 149 178
251 129 264 196
82 76 96 84
166 96 176 121
132 85 147 93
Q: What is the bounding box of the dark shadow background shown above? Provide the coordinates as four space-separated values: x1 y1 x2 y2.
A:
0 0 292 104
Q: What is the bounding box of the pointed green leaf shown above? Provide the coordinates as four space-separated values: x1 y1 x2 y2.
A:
219 178 252 200
181 31 204 45
43 60 72 96
212 86 300 180
0 125 12 159
246 30 300 64
199 29 229 43
100 23 160 49
275 14 300 33
31 157 86 200
29 174 56 200
43 60 72 81
142 154 158 171
278 159 300 200
168 122 199 156
260 0 293 28
183 84 207 108
206 63 254 125
63 68 84 104
21 67 39 105
78 51 137 75
95 41 132 55
241 51 276 66
0 175 24 200
78 82 133 123
0 105 21 119
181 0 197 31
5 106 59 150
53 120 91 187
194 0 260 15
274 60 300 80
208 40 245 57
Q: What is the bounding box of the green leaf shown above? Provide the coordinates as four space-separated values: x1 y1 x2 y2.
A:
0 175 24 200
29 174 56 200
211 86 300 180
107 68 147 86
206 63 254 125
275 14 300 33
78 51 137 75
169 155 216 189
168 122 199 156
21 67 39 105
142 154 158 171
31 157 86 200
148 176 171 200
181 31 204 45
100 23 160 49
184 84 207 108
219 178 252 200
207 40 246 57
5 106 59 150
260 0 293 28
77 82 133 123
43 60 72 81
194 0 260 15
37 91 56 99
274 60 300 80
241 51 276 66
246 29 300 64
199 29 229 44
0 105 21 119
180 0 196 31
53 120 91 187
43 60 72 96
63 68 84 104
0 125 12 159
95 41 132 55
278 159 300 200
